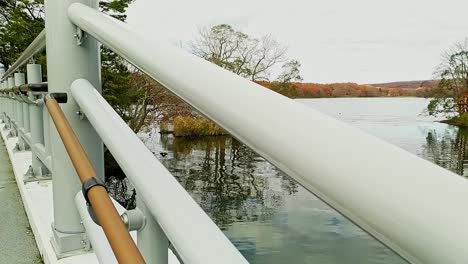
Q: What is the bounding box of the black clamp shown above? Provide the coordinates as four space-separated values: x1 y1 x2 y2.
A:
82 177 107 205
45 93 68 103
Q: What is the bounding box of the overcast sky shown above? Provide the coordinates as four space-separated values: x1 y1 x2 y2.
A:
127 0 467 84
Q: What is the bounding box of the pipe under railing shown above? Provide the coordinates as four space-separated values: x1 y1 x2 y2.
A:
68 3 468 264
71 78 248 264
1 30 46 81
44 95 145 264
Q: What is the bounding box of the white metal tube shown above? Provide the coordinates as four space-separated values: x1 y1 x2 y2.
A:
71 79 248 264
14 72 25 86
0 66 4 120
8 78 18 126
1 30 45 81
75 192 118 264
69 5 468 263
137 200 168 263
27 64 45 175
46 0 103 253
26 64 42 84
15 73 27 149
15 73 30 135
42 106 50 155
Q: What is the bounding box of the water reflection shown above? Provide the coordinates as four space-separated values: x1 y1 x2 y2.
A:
158 135 299 227
106 98 468 263
423 127 468 177
141 133 405 264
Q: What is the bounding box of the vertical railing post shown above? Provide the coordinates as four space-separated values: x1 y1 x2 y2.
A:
7 80 12 129
0 65 4 123
27 64 47 176
4 81 10 128
18 73 30 137
8 77 17 136
45 0 104 255
15 73 26 150
2 81 8 126
42 100 51 156
137 200 169 263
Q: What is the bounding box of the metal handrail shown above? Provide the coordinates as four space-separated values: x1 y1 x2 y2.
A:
44 95 145 264
0 83 48 94
1 30 46 81
71 79 248 264
68 3 468 264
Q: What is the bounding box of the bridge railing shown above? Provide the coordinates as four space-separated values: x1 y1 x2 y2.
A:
2 0 468 263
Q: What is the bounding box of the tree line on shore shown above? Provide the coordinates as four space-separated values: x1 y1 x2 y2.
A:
262 81 436 98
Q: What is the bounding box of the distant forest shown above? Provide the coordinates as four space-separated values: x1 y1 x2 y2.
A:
260 80 437 98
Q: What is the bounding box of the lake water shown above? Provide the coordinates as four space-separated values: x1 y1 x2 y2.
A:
110 98 467 263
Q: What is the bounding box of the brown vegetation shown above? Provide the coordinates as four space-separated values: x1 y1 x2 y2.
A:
259 81 436 98
173 116 227 137
369 80 438 89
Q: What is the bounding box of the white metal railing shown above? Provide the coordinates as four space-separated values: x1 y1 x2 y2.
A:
67 3 468 264
1 0 468 263
71 79 247 263
1 30 46 82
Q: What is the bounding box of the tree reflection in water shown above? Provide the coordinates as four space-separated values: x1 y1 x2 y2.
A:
158 135 299 228
106 130 406 264
105 132 299 228
423 127 468 177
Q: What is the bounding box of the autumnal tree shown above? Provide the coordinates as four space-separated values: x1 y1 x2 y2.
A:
121 71 193 133
428 39 468 116
277 60 303 83
190 24 288 81
267 60 303 97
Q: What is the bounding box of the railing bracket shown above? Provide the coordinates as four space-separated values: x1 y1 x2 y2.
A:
45 93 68 103
74 27 86 46
81 176 107 205
121 208 146 231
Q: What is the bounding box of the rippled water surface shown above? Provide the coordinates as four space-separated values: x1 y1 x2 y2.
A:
114 98 467 263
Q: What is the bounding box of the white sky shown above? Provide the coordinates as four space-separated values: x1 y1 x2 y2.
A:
127 0 468 84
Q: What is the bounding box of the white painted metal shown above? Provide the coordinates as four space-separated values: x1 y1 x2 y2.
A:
14 73 25 86
27 64 46 175
68 5 468 263
15 73 30 136
71 79 248 264
137 201 168 263
16 94 23 128
45 0 103 254
1 30 45 81
75 192 117 264
26 64 42 84
0 65 5 121
15 73 27 150
8 77 17 125
42 106 50 156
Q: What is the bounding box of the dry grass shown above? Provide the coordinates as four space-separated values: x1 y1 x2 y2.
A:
173 116 227 137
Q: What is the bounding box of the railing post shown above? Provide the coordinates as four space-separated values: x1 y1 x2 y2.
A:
42 101 51 156
8 80 13 130
15 73 26 150
8 77 17 136
27 64 48 176
18 74 30 135
45 0 104 255
137 200 169 263
4 81 10 128
2 81 8 126
0 65 4 122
